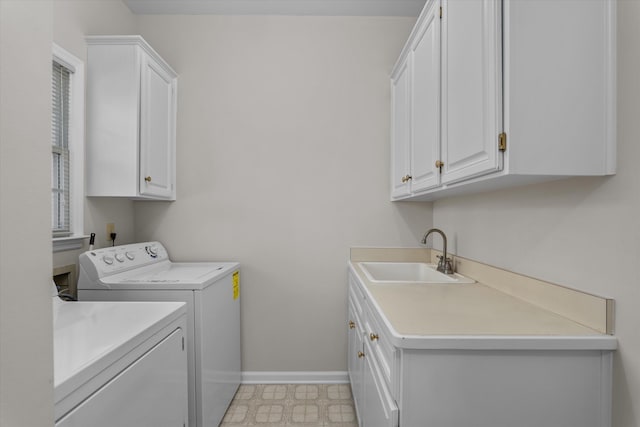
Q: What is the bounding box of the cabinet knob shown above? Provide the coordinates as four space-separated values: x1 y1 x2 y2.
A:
369 333 379 341
435 160 444 168
357 351 365 358
144 176 152 182
348 321 356 330
401 174 412 183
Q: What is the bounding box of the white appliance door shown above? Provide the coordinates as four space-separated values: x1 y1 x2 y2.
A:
56 328 187 427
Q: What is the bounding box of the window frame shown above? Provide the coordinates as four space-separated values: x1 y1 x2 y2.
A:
52 44 86 252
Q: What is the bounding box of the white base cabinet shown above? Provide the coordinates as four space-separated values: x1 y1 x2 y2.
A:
347 271 614 427
86 35 177 200
361 339 398 427
391 0 616 201
399 349 612 427
349 282 398 427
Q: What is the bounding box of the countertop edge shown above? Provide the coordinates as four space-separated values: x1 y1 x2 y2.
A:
389 334 618 350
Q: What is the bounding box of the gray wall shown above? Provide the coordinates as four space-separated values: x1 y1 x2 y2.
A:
432 2 640 425
135 15 431 372
0 1 54 425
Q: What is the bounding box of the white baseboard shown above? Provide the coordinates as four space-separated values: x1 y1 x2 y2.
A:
241 371 349 384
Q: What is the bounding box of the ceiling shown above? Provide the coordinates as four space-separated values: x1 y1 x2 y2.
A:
123 0 426 16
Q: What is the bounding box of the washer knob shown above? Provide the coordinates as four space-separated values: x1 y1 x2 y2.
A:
102 256 114 265
125 252 135 260
146 245 158 258
115 254 125 263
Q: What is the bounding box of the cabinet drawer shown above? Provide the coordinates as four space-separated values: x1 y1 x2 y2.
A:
364 299 396 386
349 273 366 318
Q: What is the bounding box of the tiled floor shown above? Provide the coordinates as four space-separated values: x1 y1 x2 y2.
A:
220 384 358 427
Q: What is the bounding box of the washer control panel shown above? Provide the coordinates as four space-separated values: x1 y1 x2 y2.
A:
80 242 169 278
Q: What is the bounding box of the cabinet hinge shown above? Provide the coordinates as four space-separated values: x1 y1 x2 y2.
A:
498 132 507 152
439 6 443 19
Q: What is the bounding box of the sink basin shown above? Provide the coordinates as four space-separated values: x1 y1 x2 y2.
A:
358 262 475 284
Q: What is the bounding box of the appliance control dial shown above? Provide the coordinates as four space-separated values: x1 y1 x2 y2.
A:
102 256 114 265
125 252 135 260
146 245 158 258
115 254 125 263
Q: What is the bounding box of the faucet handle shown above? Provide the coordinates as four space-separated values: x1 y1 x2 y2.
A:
436 255 455 275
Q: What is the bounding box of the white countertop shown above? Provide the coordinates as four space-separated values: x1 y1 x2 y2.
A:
54 299 186 410
349 261 617 350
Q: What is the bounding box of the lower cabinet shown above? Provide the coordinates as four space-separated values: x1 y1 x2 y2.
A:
347 301 364 421
348 274 398 427
347 271 614 427
361 339 399 427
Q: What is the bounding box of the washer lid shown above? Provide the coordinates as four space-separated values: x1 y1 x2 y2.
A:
101 261 239 290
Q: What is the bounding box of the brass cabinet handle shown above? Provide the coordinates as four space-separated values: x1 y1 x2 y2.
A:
357 351 365 358
370 333 379 341
435 160 444 168
401 174 413 183
144 176 152 182
348 321 355 330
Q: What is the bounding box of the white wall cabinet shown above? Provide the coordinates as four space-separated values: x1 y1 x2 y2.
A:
347 269 614 427
391 0 440 197
86 36 177 200
440 0 501 185
391 0 616 201
390 59 411 199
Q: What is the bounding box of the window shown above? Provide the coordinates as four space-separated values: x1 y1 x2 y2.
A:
52 44 85 252
51 60 70 235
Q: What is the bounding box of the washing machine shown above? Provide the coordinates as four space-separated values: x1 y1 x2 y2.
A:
77 242 240 427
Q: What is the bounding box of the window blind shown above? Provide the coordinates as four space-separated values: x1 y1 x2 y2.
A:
52 61 71 236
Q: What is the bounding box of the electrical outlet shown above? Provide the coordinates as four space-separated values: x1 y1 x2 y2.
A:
106 223 115 239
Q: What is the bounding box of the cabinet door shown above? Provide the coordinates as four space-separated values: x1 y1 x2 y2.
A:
348 302 364 423
410 0 441 193
140 54 176 199
441 0 502 184
362 340 398 427
390 58 411 199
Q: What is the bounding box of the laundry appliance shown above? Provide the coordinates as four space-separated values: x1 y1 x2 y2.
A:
53 283 188 426
77 242 240 427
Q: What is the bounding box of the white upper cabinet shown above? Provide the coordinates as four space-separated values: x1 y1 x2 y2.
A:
391 0 441 196
410 0 441 193
391 0 616 201
86 36 177 200
390 59 411 199
440 0 501 185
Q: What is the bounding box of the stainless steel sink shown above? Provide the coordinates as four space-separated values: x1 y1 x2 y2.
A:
358 262 475 284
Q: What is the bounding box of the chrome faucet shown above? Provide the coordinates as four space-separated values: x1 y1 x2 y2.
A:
421 228 454 275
